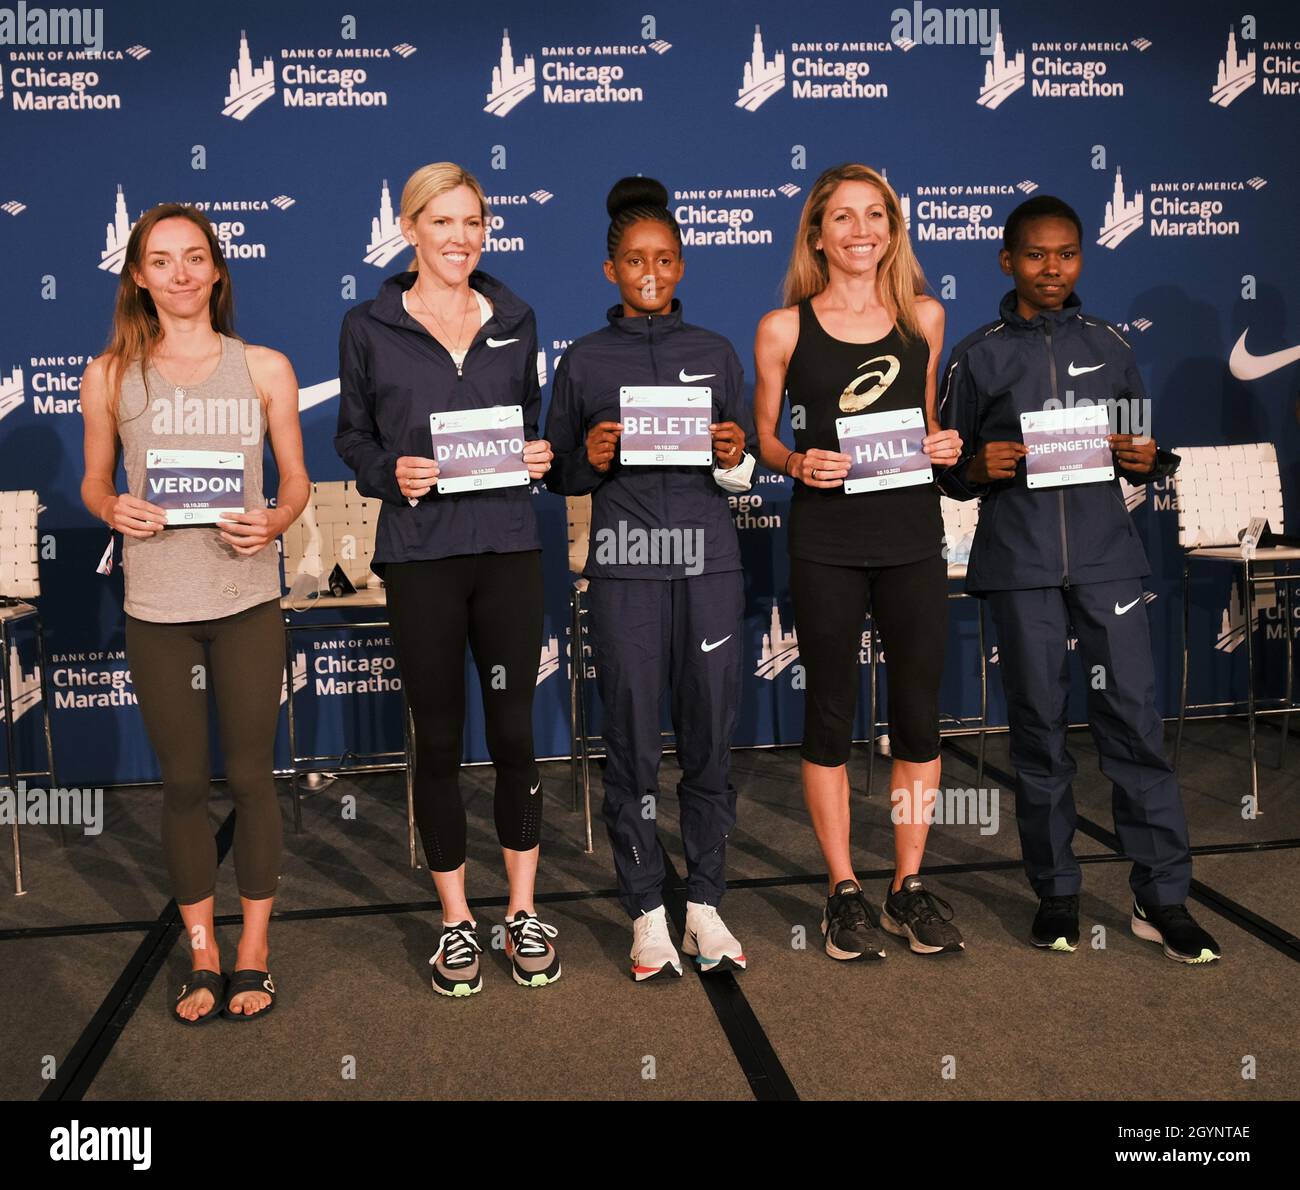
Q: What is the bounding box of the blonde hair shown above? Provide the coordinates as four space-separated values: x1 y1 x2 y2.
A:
782 163 928 340
401 162 492 271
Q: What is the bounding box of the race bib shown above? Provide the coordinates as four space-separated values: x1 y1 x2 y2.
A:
431 405 530 494
145 449 245 526
836 407 933 494
1021 405 1116 489
619 386 713 466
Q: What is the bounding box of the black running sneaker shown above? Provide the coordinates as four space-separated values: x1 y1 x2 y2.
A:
1131 901 1221 964
429 920 483 997
1031 894 1081 952
880 875 965 954
504 910 562 988
821 879 887 960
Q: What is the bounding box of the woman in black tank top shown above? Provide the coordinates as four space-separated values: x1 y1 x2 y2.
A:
754 163 967 960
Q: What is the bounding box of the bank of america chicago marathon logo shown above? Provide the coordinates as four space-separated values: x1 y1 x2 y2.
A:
483 26 670 117
96 184 297 274
669 181 801 248
1097 167 1265 251
754 604 879 680
736 24 895 111
0 42 151 112
976 26 1150 109
0 641 41 723
0 363 22 421
888 172 1037 244
282 635 562 701
363 179 551 269
1210 24 1300 106
221 28 416 121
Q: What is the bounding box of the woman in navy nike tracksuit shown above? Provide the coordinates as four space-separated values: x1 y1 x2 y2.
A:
544 177 758 981
939 194 1221 963
335 162 561 998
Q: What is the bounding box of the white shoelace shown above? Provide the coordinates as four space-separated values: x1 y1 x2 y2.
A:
508 914 558 957
431 924 482 970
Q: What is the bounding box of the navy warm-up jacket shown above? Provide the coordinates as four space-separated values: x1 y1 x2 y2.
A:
334 270 541 572
543 301 758 580
939 290 1178 595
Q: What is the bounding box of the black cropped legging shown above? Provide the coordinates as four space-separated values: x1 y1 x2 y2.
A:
125 597 285 904
384 550 545 871
790 552 948 767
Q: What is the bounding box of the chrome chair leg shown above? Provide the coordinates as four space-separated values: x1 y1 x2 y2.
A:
1244 562 1259 815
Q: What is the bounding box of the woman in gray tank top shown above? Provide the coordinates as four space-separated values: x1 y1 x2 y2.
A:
80 204 309 1025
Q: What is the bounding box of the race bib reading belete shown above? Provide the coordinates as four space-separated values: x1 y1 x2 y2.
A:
836 407 933 494
619 386 713 466
145 449 245 526
430 405 530 494
1021 405 1116 489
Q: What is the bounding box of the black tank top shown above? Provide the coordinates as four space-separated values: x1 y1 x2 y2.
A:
786 298 943 567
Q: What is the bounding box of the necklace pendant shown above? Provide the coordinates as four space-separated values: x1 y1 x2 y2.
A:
174 386 186 400
456 363 463 378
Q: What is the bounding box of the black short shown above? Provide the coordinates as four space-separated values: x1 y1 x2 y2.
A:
789 553 947 766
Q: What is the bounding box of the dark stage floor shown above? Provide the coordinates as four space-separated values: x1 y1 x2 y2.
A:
2 718 1296 1101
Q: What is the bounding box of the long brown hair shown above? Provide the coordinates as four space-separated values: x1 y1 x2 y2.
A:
101 203 238 421
782 163 928 340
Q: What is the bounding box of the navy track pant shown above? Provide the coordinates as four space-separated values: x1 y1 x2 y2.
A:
586 571 744 918
986 578 1192 905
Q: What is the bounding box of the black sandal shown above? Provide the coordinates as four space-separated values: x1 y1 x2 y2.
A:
221 969 276 1021
172 969 227 1027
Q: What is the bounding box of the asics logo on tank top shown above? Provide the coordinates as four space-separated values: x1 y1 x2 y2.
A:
839 355 901 412
679 369 715 382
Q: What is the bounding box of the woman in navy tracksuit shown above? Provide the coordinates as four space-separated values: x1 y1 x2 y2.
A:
335 162 560 998
544 177 758 981
940 194 1220 963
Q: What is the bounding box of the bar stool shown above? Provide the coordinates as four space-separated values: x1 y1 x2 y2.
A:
1171 442 1300 814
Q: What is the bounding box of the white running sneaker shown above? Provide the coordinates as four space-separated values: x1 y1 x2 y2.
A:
681 901 747 973
630 905 683 982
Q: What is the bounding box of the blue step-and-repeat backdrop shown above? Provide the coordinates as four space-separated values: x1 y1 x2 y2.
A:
1 0 1298 786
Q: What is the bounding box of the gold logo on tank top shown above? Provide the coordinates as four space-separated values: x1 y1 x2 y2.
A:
838 355 901 413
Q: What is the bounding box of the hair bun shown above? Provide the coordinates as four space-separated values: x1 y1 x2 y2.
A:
606 176 669 218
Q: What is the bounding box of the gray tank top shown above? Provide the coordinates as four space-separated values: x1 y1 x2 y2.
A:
117 334 281 623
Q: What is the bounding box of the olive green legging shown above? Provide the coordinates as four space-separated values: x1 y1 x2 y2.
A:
125 597 284 904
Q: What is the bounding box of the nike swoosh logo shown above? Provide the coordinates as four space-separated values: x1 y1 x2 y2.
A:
1114 598 1141 615
1067 362 1105 376
700 635 732 652
297 377 341 412
487 337 519 348
1228 329 1300 381
679 370 716 383
528 780 540 796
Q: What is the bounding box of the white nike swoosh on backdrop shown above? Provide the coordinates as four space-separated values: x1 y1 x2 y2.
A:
298 378 341 412
1228 330 1300 381
1067 362 1105 376
487 337 519 347
700 635 733 652
1114 598 1141 615
680 370 716 383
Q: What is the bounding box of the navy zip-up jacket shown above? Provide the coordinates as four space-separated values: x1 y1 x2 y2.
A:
544 301 757 579
939 289 1178 595
334 270 541 572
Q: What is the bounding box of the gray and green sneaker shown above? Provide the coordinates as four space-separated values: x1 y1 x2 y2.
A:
505 911 562 987
430 920 483 997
